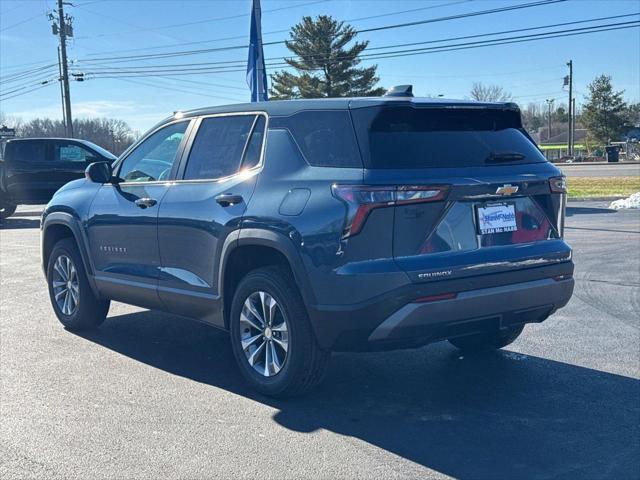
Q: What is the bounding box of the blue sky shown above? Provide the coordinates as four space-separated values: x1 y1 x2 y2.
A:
1 0 639 133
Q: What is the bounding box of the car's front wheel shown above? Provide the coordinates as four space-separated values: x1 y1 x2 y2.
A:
47 238 110 330
448 325 525 352
229 266 330 397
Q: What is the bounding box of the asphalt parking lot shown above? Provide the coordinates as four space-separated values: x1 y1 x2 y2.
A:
1 201 638 479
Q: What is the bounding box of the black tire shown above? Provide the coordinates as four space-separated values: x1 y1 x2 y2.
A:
229 266 330 397
47 237 110 331
0 201 17 220
448 325 525 352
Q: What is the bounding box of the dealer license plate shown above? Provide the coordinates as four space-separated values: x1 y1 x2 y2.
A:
477 203 517 234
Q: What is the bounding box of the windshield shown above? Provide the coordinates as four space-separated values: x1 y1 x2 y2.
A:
351 106 546 169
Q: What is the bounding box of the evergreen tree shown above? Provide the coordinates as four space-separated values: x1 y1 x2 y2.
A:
582 75 628 144
270 15 385 99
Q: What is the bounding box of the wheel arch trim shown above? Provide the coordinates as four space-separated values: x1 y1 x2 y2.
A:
42 211 99 296
219 228 316 317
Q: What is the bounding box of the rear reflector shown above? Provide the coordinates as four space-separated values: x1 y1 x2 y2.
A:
414 292 457 303
332 184 450 237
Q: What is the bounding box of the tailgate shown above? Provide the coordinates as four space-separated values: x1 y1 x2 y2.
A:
363 163 570 283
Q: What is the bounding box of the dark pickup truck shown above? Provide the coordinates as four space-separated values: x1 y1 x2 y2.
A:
0 137 116 219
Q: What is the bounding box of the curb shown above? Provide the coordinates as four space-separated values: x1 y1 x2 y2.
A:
557 161 640 166
568 197 625 202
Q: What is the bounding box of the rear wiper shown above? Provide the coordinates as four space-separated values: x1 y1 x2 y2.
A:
485 152 525 163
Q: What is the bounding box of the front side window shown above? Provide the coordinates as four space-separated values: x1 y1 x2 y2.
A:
54 142 97 162
118 121 188 182
183 115 255 180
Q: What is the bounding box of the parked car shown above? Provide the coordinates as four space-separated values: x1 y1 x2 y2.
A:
41 90 575 396
0 137 116 219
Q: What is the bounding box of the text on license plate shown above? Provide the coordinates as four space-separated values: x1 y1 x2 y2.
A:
477 203 517 234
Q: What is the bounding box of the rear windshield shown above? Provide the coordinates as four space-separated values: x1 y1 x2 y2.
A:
351 106 546 169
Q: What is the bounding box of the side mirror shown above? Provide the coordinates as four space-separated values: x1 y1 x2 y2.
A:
85 161 113 183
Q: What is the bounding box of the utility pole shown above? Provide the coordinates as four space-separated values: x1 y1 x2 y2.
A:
51 0 74 137
566 59 573 157
57 46 66 129
546 98 555 142
572 97 576 155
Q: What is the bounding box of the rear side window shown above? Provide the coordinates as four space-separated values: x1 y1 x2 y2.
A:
241 115 266 170
9 141 47 163
270 111 362 168
351 106 546 168
184 115 255 180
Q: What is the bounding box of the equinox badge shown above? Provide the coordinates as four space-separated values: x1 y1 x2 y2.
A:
496 184 519 196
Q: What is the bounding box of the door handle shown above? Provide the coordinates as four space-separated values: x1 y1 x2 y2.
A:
215 193 243 207
134 197 157 209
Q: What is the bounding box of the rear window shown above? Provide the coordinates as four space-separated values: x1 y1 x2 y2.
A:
351 106 546 169
270 111 362 168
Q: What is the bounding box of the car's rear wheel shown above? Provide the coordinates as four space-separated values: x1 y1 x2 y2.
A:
47 238 110 330
229 266 330 397
448 325 525 352
0 201 17 220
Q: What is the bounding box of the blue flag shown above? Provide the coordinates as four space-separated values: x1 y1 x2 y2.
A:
247 0 268 102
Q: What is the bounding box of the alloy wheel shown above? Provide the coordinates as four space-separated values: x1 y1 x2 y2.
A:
52 254 79 316
239 291 289 377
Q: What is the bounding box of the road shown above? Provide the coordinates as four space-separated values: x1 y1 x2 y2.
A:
560 162 640 177
1 203 639 479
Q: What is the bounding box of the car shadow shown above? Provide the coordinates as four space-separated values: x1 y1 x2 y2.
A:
0 217 40 229
75 309 639 479
566 206 617 217
566 206 617 216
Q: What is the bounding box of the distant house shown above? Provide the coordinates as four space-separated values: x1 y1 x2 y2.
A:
538 129 588 161
540 129 588 146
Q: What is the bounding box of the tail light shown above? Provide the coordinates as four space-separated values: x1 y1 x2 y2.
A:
332 184 449 237
549 176 567 193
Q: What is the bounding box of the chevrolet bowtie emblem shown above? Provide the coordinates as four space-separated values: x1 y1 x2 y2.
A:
496 184 519 196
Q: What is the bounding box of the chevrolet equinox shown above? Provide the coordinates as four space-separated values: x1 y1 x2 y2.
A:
42 88 575 396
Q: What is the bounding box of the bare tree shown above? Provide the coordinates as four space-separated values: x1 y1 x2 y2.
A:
0 111 23 130
470 82 513 102
15 117 137 155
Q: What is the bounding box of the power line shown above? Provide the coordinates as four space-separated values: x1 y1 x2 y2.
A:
91 76 247 103
0 82 56 101
80 59 250 96
0 11 45 33
83 0 471 55
75 0 330 39
72 14 639 73
0 77 58 97
0 64 58 83
77 0 568 64
76 20 640 78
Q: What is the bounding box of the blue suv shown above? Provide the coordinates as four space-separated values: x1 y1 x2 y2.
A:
42 90 574 396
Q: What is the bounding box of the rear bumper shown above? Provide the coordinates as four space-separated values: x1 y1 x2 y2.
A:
307 261 574 351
